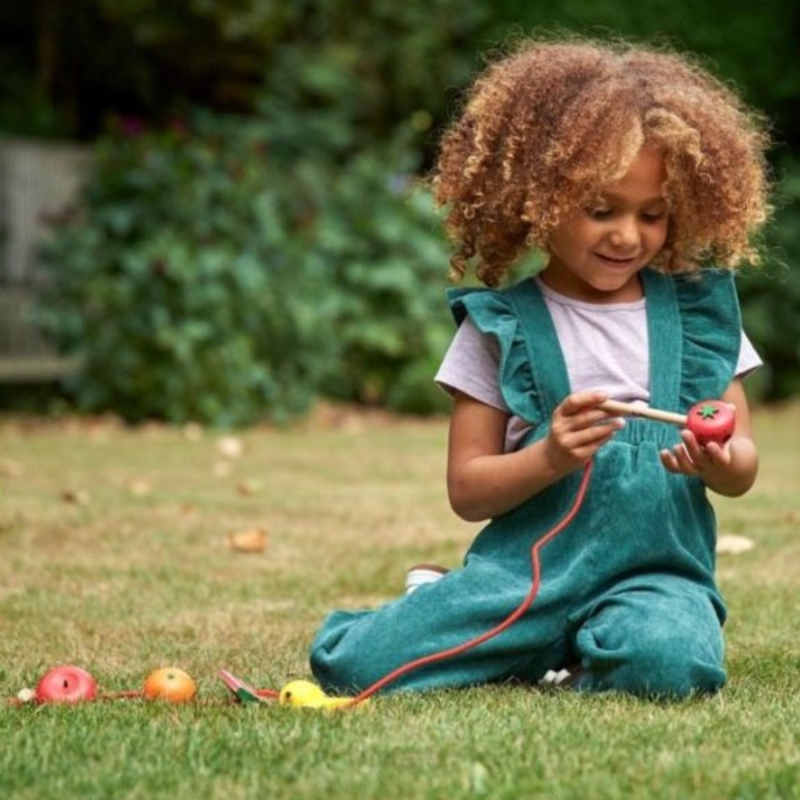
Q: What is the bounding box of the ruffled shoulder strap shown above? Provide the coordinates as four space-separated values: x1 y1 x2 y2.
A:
642 267 741 412
674 268 741 408
446 280 569 427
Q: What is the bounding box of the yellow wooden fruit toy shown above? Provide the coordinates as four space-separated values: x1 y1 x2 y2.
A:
278 680 362 711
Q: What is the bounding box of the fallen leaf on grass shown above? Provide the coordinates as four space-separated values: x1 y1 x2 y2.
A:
716 534 755 555
213 461 233 478
227 528 268 553
127 478 152 497
0 460 24 478
217 436 244 460
236 480 262 497
61 489 91 506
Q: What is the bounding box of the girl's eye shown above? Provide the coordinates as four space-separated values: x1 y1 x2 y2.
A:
641 211 667 223
587 207 612 219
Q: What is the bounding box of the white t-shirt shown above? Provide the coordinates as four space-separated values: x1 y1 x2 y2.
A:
435 277 762 452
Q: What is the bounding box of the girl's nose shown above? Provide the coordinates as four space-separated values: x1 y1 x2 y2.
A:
608 216 640 249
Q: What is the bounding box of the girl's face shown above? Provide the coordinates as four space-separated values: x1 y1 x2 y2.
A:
541 144 669 303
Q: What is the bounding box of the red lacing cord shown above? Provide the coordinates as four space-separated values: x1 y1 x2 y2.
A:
343 459 595 707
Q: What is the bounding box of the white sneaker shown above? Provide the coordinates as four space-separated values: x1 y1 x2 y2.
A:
404 563 449 595
538 668 577 689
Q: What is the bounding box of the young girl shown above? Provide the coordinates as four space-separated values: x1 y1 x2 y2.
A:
310 38 771 698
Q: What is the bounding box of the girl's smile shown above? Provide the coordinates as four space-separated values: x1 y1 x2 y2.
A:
540 144 669 303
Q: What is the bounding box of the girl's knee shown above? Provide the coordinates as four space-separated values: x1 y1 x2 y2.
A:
576 593 726 698
309 643 361 695
308 613 380 694
606 626 726 697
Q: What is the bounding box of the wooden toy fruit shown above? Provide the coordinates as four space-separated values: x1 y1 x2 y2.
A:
143 667 197 703
278 679 356 711
35 665 98 704
599 398 735 447
684 400 736 447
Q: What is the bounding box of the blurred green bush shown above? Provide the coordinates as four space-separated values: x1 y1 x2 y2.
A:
37 111 453 426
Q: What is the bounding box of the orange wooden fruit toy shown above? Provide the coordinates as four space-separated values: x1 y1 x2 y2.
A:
143 667 197 703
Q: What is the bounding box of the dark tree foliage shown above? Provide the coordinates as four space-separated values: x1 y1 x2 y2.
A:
5 0 796 147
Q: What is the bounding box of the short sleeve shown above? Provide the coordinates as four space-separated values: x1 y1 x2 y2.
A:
446 286 545 426
435 318 508 411
674 269 742 408
736 332 762 379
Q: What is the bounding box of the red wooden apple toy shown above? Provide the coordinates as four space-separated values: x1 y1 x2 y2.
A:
599 398 736 447
35 665 98 704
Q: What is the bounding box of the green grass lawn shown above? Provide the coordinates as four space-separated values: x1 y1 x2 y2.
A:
2 402 800 800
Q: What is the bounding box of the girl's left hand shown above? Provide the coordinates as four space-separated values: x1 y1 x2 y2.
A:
659 429 732 477
660 380 757 497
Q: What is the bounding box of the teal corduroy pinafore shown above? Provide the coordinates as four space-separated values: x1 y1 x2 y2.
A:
310 268 741 697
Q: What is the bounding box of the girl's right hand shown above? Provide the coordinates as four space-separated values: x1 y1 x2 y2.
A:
446 389 621 522
544 391 624 475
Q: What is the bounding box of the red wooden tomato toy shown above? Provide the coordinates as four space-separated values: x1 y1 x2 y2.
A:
685 400 736 447
599 398 736 448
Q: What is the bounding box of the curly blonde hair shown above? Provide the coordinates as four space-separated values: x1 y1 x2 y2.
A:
433 37 772 287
